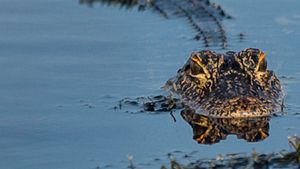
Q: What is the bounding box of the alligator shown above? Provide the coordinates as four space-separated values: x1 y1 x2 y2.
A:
81 1 283 118
87 0 284 144
165 48 284 118
79 0 232 48
119 48 283 118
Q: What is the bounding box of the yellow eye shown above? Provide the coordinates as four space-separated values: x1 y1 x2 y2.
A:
256 52 267 72
257 59 267 72
191 55 205 75
191 60 205 75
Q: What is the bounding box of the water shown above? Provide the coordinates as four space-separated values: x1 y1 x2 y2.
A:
0 0 300 168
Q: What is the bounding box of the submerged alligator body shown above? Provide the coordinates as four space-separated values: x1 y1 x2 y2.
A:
80 0 232 48
165 48 284 118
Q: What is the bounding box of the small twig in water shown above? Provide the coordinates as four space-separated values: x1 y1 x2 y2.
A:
170 111 177 122
281 99 285 113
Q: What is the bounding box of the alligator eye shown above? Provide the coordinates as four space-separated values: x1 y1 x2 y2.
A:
257 58 267 72
190 54 206 75
191 61 205 75
256 51 267 72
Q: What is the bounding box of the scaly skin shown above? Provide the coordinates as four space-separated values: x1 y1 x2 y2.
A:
165 48 283 118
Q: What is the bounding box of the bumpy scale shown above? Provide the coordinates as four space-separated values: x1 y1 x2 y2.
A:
165 48 283 118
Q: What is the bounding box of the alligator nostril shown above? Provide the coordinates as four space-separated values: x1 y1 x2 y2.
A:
241 97 247 103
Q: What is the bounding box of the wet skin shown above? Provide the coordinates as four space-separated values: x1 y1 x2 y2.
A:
165 48 283 118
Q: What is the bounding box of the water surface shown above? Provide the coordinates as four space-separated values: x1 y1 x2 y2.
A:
1 0 300 168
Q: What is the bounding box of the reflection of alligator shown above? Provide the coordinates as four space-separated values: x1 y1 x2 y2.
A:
165 48 284 118
181 107 269 144
79 0 232 48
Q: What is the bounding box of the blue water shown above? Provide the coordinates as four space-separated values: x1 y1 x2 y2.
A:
1 0 300 168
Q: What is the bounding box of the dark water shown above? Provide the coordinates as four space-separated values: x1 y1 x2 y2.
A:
1 0 300 168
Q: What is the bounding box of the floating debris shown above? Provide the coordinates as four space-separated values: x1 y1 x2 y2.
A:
118 95 184 114
159 136 300 168
127 154 136 169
